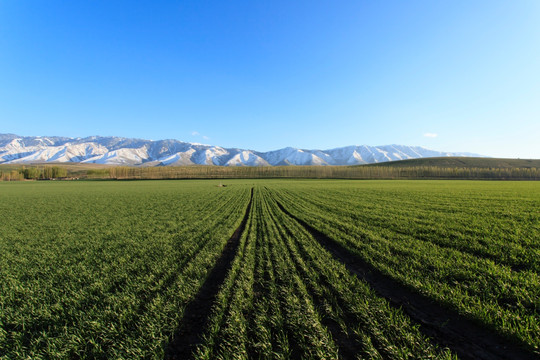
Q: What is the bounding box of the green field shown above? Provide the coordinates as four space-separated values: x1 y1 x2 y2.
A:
364 156 540 169
0 180 538 359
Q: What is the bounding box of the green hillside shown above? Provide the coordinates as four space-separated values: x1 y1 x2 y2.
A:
364 157 540 169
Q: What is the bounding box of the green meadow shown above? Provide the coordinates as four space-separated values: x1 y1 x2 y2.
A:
0 180 538 359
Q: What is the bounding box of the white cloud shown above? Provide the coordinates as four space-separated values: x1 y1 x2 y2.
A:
191 131 210 141
423 133 438 138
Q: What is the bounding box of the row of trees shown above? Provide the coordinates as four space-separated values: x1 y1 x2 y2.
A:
0 170 25 181
3 164 539 181
0 166 68 181
100 165 540 180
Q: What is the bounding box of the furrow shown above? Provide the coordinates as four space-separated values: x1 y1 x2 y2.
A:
164 187 254 359
265 201 365 359
274 199 537 360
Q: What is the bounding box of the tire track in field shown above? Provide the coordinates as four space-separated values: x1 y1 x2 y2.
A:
274 199 537 360
261 193 365 359
279 222 366 359
165 188 254 360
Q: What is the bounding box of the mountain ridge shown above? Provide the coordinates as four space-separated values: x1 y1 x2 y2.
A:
0 134 481 166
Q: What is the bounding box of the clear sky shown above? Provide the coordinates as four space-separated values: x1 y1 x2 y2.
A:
1 1 539 158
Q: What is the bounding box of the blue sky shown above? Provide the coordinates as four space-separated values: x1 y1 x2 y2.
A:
1 1 539 158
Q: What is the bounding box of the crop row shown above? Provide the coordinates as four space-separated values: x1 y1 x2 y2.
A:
194 186 454 359
1 179 538 359
0 181 251 358
269 180 540 353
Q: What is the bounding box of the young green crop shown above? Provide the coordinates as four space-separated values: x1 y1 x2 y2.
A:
196 187 340 359
269 180 540 353
0 180 251 358
196 186 455 359
1 179 538 358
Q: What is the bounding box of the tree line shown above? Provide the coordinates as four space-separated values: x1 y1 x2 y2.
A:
0 166 68 181
98 165 540 180
2 164 539 181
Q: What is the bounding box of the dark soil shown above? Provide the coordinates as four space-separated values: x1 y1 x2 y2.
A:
165 188 253 359
275 200 538 360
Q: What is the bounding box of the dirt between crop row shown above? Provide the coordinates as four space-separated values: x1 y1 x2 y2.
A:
164 188 535 360
275 200 537 360
165 188 253 360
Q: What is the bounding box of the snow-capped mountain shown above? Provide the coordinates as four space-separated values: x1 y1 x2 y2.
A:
0 134 480 166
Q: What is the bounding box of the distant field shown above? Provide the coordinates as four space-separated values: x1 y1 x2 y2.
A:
0 180 538 359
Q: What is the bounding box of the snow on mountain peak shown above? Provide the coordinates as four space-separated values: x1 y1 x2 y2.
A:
0 134 481 166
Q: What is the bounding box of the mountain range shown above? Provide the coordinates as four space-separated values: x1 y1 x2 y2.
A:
0 134 480 166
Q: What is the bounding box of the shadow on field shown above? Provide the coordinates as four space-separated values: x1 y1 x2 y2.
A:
164 188 253 360
275 200 537 360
